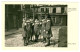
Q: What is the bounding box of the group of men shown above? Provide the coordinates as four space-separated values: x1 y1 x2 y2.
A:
22 14 52 47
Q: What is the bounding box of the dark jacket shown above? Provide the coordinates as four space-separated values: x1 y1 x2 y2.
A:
34 20 40 35
26 22 32 38
41 19 52 38
46 19 52 37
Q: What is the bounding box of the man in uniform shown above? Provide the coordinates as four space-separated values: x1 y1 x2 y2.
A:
34 18 40 42
45 14 52 46
22 18 27 46
25 19 32 45
41 18 46 43
30 18 34 41
41 14 52 46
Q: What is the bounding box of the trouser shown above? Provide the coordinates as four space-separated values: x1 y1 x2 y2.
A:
30 35 32 41
43 37 46 42
30 30 34 41
47 37 50 45
43 37 50 44
35 34 39 41
23 35 30 46
23 37 27 45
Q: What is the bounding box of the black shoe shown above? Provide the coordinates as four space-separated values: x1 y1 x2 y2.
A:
24 43 28 46
34 40 38 42
45 44 50 47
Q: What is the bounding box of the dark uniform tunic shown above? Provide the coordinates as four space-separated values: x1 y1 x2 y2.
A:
45 19 52 38
26 22 32 39
41 19 52 38
34 20 40 35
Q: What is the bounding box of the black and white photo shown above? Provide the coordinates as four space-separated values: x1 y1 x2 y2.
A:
5 4 67 47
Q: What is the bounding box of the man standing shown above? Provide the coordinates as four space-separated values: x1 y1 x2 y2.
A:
41 14 52 46
45 14 52 46
30 18 34 41
34 19 40 42
22 18 27 46
26 19 32 45
41 19 46 43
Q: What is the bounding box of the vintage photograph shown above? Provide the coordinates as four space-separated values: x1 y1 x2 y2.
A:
5 4 67 47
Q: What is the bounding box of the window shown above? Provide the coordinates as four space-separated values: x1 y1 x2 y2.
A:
53 8 56 13
46 8 49 13
56 7 61 13
41 8 44 12
61 7 64 13
35 8 38 12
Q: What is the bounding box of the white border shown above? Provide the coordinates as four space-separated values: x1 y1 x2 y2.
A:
0 0 80 52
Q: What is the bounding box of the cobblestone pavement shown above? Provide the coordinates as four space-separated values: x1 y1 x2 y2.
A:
5 26 61 47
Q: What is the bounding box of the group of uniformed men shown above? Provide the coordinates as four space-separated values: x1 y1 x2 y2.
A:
22 14 52 47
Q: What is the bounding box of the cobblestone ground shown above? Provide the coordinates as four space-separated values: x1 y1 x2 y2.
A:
5 26 61 47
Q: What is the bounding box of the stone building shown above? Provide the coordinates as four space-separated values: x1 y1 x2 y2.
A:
5 4 67 31
30 4 67 26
